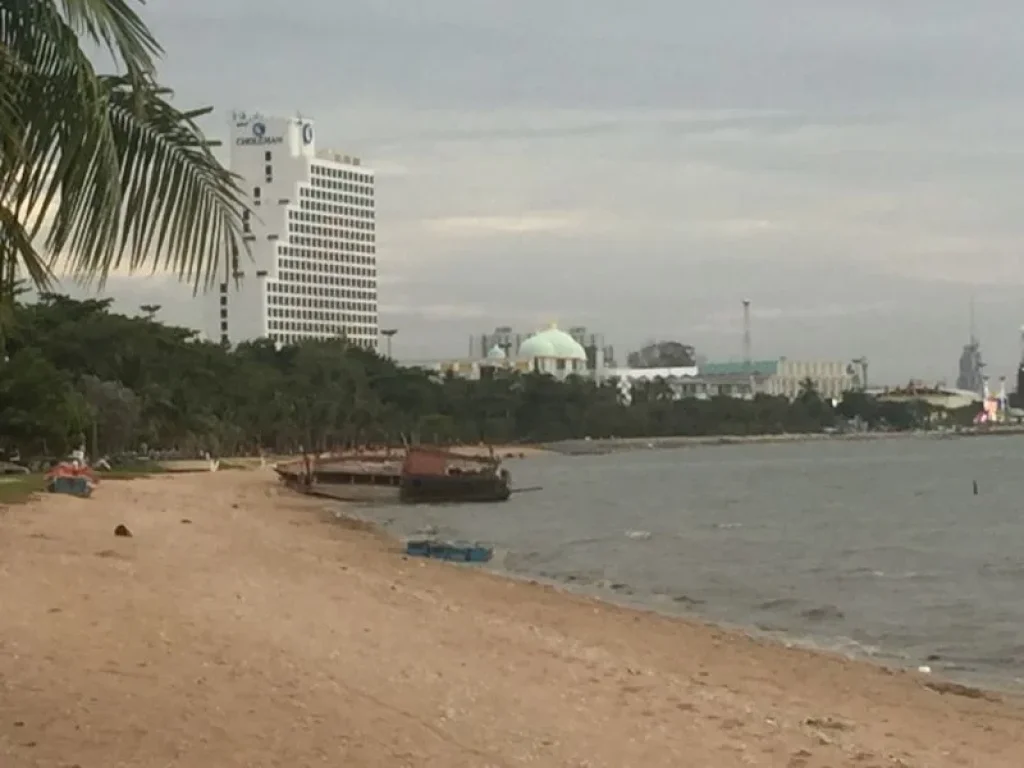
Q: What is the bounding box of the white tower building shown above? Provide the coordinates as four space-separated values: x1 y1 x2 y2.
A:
204 110 378 349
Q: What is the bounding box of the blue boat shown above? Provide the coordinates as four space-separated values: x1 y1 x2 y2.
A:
405 538 493 563
46 475 93 498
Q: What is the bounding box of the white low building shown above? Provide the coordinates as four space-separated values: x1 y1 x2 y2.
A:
607 358 856 403
604 366 700 403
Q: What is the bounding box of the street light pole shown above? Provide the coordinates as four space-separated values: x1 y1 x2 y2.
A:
381 328 398 358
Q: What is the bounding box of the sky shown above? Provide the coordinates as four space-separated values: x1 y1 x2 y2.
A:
57 0 1024 384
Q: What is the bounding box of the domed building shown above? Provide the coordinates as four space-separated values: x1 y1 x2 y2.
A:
516 323 589 378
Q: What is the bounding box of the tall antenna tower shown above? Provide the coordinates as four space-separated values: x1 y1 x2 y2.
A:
742 299 752 370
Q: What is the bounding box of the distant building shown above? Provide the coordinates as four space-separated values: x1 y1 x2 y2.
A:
567 326 615 372
608 358 855 404
418 324 591 381
470 324 613 375
760 359 854 400
626 341 696 369
517 324 590 378
605 365 701 404
202 110 378 349
875 383 982 411
410 355 534 380
956 338 984 394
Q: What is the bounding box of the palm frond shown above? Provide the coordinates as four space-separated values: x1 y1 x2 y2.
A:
1 0 121 249
0 0 246 297
0 41 25 161
57 75 247 291
52 0 160 76
0 201 52 345
0 203 52 289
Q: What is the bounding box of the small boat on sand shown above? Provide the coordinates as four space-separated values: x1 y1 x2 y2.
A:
45 458 97 498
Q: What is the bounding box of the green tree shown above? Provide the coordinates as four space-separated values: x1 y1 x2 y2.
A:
0 346 87 456
0 293 935 458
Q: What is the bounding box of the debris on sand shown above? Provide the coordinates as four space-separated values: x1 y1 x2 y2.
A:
114 524 132 537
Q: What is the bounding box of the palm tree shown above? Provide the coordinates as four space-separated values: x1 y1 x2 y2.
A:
0 0 246 306
797 377 819 402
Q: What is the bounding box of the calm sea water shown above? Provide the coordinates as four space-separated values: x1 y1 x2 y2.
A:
350 436 1024 690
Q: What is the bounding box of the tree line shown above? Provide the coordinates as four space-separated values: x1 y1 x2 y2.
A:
0 294 938 460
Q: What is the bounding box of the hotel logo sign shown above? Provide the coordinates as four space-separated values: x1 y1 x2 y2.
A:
236 121 283 147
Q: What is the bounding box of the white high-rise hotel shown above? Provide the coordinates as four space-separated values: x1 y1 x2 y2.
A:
204 111 378 349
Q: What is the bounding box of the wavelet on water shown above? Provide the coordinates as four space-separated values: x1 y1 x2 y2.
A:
757 597 801 612
800 605 845 622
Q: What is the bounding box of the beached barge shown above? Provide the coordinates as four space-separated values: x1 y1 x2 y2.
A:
275 446 512 504
275 454 403 502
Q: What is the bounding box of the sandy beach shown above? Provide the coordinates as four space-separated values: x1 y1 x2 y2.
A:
2 471 1023 767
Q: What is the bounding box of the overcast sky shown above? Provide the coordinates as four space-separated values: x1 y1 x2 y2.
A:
62 0 1024 383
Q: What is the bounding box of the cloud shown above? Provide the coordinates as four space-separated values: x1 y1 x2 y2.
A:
380 303 491 321
40 0 1024 384
688 301 900 336
422 213 593 237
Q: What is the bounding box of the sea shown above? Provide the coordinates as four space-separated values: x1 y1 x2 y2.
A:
346 435 1024 691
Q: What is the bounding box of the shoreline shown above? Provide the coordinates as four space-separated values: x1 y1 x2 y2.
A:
543 427 1024 455
3 471 1022 766
345 507 1023 697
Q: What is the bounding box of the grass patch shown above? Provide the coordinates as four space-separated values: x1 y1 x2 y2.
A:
0 467 161 503
101 465 164 480
101 471 155 481
0 474 47 504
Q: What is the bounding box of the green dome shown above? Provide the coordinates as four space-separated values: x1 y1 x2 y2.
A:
486 344 507 360
517 324 587 360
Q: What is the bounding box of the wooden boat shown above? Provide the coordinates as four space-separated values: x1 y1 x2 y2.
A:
156 456 220 473
399 447 511 504
275 454 403 502
275 446 512 504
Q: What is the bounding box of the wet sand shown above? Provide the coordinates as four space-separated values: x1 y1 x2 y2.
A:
1 471 1022 767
